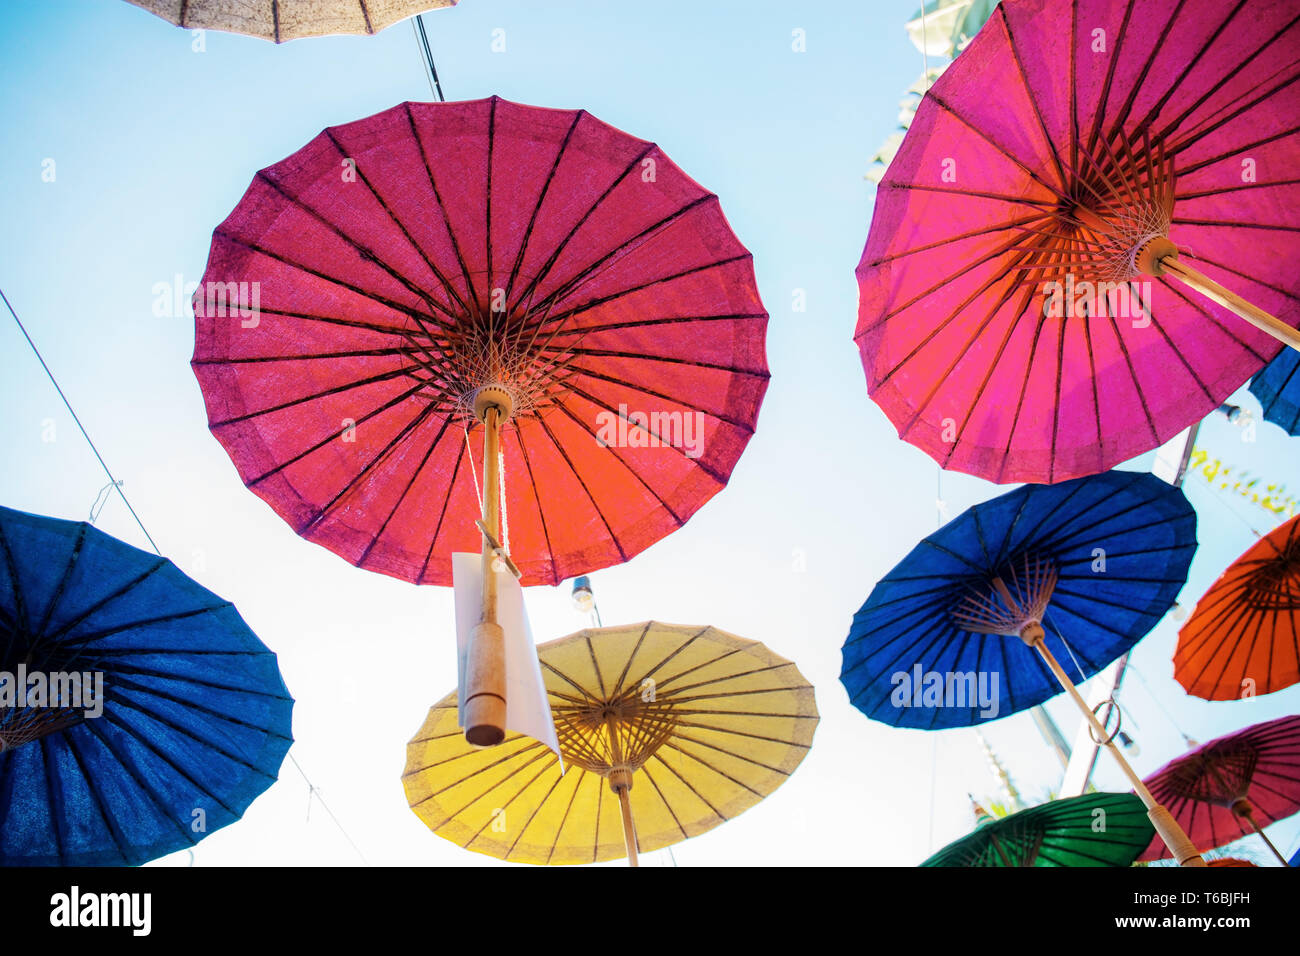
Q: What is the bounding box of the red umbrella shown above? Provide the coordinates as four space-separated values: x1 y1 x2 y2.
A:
1138 715 1300 866
192 97 768 741
1175 514 1300 701
856 0 1300 484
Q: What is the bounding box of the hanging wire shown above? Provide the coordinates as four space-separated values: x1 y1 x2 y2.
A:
1125 662 1198 747
412 13 446 102
4 286 161 555
4 284 371 867
288 753 369 865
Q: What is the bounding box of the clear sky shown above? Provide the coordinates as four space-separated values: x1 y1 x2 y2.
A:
1 0 1297 867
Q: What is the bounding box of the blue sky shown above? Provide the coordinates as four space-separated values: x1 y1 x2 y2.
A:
1 0 1297 866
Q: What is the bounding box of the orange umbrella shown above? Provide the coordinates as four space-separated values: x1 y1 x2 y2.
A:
1175 515 1300 700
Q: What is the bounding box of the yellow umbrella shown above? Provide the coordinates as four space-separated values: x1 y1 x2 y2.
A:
123 0 456 42
403 622 818 865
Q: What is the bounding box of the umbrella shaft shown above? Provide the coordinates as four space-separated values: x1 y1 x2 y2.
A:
617 785 639 867
1029 636 1207 866
1161 257 1300 353
480 406 502 626
1242 811 1290 866
464 406 507 746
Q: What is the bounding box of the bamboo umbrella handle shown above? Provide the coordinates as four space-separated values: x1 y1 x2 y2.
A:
616 785 640 868
464 402 507 746
606 714 640 867
1024 624 1207 867
1156 255 1300 354
1233 800 1291 866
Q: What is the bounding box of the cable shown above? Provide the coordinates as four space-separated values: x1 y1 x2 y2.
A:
413 13 446 102
289 753 369 865
3 285 162 555
5 284 371 867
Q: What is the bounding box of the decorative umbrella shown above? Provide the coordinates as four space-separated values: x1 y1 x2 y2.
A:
1138 715 1300 867
923 792 1154 867
1207 857 1257 867
192 96 768 743
856 0 1300 485
841 469 1206 864
1250 348 1300 437
0 505 294 865
123 0 456 42
403 622 817 866
1175 514 1299 700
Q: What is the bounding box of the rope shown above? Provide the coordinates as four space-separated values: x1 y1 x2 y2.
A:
3 285 161 555
3 284 371 867
464 425 483 515
498 446 509 554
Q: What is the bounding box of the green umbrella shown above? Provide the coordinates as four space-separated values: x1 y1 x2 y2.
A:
922 793 1154 867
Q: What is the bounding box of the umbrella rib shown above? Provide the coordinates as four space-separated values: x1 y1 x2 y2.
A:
79 713 221 840
997 5 1069 193
544 311 768 338
1076 0 1138 158
210 228 446 332
881 181 1057 209
416 436 468 582
1093 0 1184 155
1156 11 1300 144
505 142 658 317
525 252 756 339
1172 113 1300 178
547 400 686 523
536 345 767 378
656 739 764 797
584 633 608 702
209 363 424 428
243 378 432 485
510 427 558 579
927 91 1072 205
485 97 496 339
1156 269 1271 362
403 102 481 324
531 414 629 566
252 168 460 333
33 524 87 639
356 413 456 568
638 760 690 840
1129 0 1249 140
560 372 750 448
502 109 582 312
324 127 475 321
609 622 653 702
296 401 443 534
37 559 170 649
101 690 285 781
1163 63 1300 163
52 604 230 649
543 767 589 866
60 729 136 865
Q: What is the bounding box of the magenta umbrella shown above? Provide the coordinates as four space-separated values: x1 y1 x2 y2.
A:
1138 715 1300 866
856 0 1300 485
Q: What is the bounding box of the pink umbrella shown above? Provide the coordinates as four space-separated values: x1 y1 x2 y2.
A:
1138 715 1300 866
856 0 1300 484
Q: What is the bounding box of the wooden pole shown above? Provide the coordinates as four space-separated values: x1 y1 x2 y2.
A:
1022 624 1207 866
606 714 639 867
463 398 508 746
1154 254 1300 353
1233 801 1290 866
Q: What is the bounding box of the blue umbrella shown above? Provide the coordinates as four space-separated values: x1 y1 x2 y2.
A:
1249 348 1300 437
841 470 1207 865
0 505 293 865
